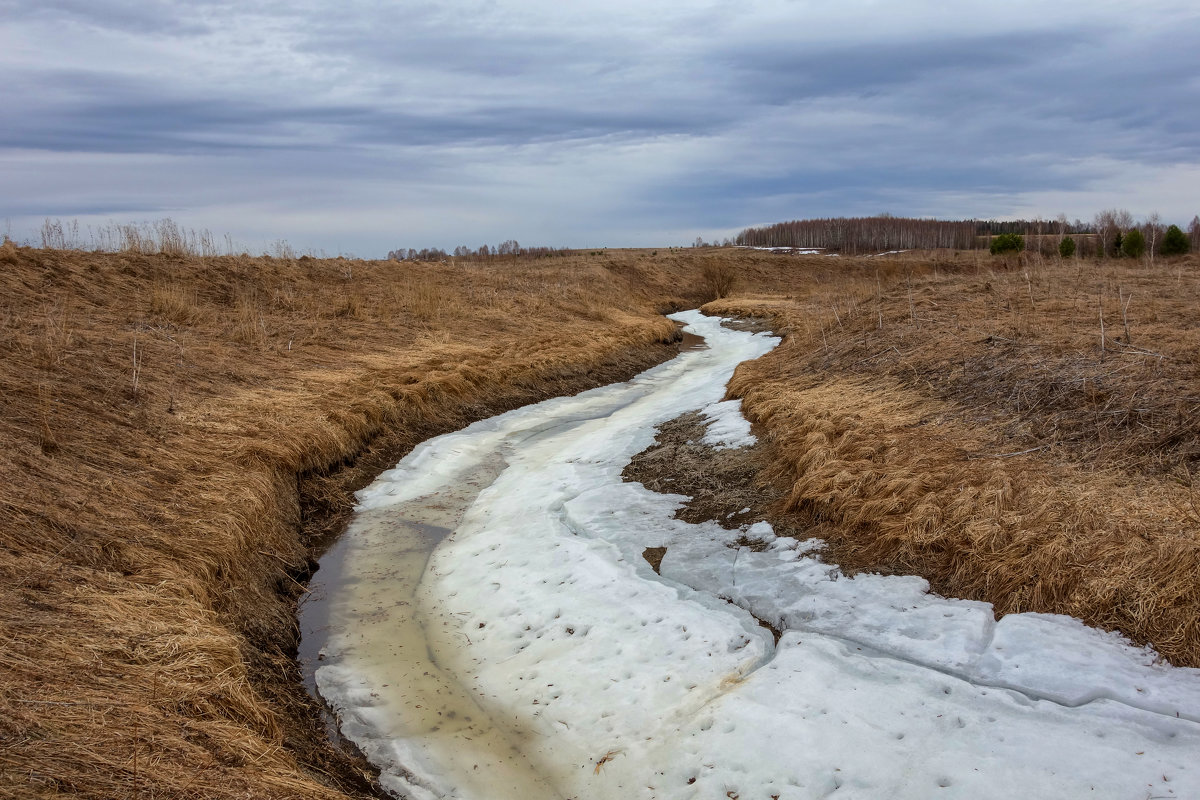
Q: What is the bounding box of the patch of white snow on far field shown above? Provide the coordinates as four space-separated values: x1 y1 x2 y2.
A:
318 309 1200 800
700 398 755 449
738 246 825 254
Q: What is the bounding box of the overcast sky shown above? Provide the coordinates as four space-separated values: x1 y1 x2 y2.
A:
2 1 1198 255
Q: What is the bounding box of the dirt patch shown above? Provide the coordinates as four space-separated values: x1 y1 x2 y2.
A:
729 533 772 552
622 412 808 539
720 316 776 334
642 546 667 574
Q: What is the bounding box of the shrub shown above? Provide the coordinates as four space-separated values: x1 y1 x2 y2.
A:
1121 229 1146 259
701 261 737 299
989 233 1024 255
1058 236 1076 258
1161 224 1189 256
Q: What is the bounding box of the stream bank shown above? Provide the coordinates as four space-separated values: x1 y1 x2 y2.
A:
278 334 687 797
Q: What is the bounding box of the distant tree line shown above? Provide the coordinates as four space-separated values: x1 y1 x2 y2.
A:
388 240 573 262
735 216 977 252
735 212 1199 257
976 218 1092 235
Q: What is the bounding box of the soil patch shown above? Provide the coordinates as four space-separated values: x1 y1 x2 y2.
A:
622 412 808 544
720 316 776 334
642 546 667 574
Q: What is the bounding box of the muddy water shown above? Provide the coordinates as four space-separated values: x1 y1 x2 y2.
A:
679 330 708 352
300 457 562 799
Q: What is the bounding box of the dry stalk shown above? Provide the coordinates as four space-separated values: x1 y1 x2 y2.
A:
131 336 142 399
1119 287 1133 344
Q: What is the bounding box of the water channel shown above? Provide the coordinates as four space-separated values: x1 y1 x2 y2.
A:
299 311 1200 800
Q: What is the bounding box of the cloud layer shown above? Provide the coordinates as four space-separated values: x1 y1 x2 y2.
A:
2 0 1197 254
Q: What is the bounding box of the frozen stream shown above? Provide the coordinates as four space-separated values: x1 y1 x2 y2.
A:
303 310 1200 800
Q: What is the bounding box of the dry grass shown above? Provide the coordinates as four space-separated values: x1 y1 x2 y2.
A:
701 261 738 299
0 241 813 798
10 239 1195 797
707 251 1200 666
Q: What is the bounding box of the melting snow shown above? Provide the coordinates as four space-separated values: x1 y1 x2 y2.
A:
699 399 755 449
316 310 1200 800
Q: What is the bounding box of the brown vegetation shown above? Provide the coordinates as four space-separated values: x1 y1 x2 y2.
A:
707 250 1200 666
0 242 809 799
4 239 1198 797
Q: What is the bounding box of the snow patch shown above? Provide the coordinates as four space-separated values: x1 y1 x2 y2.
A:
699 398 756 449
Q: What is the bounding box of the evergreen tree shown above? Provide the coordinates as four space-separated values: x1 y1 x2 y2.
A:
1121 229 1145 259
990 233 1024 255
1058 236 1076 258
1161 225 1189 256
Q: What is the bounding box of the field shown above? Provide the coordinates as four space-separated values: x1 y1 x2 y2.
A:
2 240 1198 797
709 249 1200 666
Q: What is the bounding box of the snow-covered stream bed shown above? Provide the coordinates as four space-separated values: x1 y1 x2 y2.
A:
301 310 1200 800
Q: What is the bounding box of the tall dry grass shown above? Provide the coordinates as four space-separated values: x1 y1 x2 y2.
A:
707 252 1200 666
38 217 224 257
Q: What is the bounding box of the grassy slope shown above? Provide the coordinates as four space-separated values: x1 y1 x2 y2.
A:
708 250 1200 667
1 244 805 799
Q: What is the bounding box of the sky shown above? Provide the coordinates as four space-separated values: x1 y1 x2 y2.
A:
2 0 1198 256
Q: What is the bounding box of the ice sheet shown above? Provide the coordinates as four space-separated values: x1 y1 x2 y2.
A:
314 309 1200 800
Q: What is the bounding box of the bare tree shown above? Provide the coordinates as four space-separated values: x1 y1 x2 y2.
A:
1094 210 1116 258
735 215 977 252
1144 212 1163 264
1190 216 1200 253
1094 209 1134 257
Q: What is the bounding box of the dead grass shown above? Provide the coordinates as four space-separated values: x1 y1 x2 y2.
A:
0 243 809 798
701 261 738 299
707 252 1200 666
10 241 1194 796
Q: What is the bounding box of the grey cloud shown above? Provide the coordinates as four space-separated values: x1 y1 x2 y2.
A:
718 30 1086 104
3 63 714 156
1 0 223 35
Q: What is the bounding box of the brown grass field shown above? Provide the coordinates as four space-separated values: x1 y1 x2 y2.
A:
708 249 1200 667
2 239 1198 797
